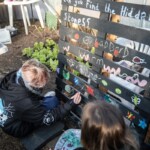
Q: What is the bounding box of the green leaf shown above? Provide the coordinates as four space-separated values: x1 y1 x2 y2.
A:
72 70 80 76
91 47 95 54
85 62 91 68
76 56 83 62
22 47 33 57
45 39 56 48
49 58 59 71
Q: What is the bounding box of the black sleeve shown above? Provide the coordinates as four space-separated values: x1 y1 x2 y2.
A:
21 100 75 126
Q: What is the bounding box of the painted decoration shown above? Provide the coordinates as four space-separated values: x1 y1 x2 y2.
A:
101 80 108 86
94 40 99 48
126 111 135 121
74 33 80 40
114 49 119 57
86 85 94 96
74 77 80 86
63 70 70 80
115 88 122 94
103 94 111 103
126 74 147 87
131 95 141 106
132 56 146 64
138 119 147 130
65 85 74 95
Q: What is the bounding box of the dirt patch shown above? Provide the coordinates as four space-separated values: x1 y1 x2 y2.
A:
0 21 59 150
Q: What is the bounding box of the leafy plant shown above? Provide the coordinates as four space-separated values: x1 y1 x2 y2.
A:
22 39 59 71
22 47 33 57
91 47 95 54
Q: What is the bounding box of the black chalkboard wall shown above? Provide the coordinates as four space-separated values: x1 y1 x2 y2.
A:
56 0 150 147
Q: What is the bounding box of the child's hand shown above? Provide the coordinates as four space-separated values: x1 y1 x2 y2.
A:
71 92 81 104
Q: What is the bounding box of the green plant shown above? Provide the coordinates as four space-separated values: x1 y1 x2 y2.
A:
91 47 95 54
22 47 33 57
22 39 59 71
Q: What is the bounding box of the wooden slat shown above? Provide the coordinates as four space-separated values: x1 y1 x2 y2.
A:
61 11 150 46
59 40 150 90
62 0 150 22
60 25 150 69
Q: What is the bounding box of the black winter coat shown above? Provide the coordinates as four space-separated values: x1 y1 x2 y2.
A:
0 71 74 137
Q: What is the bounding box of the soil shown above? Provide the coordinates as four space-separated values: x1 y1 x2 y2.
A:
0 20 59 150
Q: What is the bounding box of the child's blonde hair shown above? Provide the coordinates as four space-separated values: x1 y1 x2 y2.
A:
21 59 50 88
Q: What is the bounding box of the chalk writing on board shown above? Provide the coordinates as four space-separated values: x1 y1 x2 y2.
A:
65 57 145 109
63 12 91 26
63 0 71 4
63 0 100 11
63 44 103 67
92 56 104 66
67 58 101 82
63 44 147 87
67 58 75 68
63 45 70 52
97 39 129 58
83 36 93 46
126 74 147 87
103 65 148 87
63 0 150 21
103 65 121 75
105 3 147 20
86 0 99 11
79 50 90 61
74 0 83 7
105 3 115 14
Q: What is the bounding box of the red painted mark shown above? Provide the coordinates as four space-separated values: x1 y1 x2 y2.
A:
74 33 80 40
114 49 119 57
86 85 94 96
127 112 135 121
94 41 99 48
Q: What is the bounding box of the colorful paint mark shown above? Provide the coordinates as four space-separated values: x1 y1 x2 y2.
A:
83 36 93 45
132 56 146 64
114 49 119 57
94 40 99 48
115 88 122 94
138 119 147 129
74 77 80 86
104 94 111 103
126 74 147 87
101 80 108 86
103 65 147 87
74 33 80 40
126 111 135 121
131 95 141 106
63 70 70 80
86 85 94 96
103 65 121 75
65 85 74 95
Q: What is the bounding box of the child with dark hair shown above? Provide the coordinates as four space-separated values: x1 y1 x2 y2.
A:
55 101 139 150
